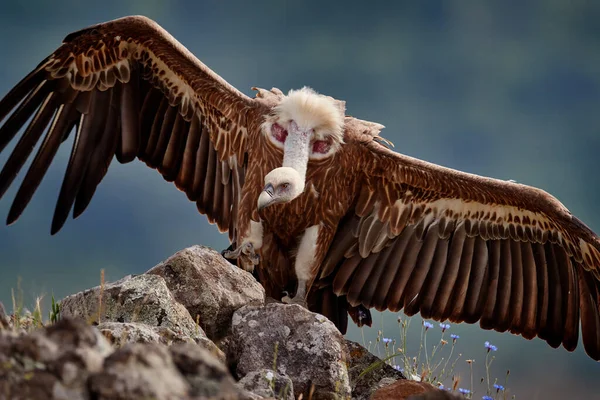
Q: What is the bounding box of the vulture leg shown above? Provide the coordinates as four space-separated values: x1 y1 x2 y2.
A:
282 224 327 308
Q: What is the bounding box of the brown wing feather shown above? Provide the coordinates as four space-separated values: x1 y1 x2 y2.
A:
320 134 600 360
0 16 266 238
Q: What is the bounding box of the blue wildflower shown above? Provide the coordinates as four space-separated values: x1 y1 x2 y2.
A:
382 337 392 344
458 388 471 395
482 396 493 400
439 323 450 331
494 383 505 391
423 321 434 329
392 364 403 373
450 334 459 341
484 341 498 352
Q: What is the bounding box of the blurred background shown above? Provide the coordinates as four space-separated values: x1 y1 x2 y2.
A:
0 1 599 398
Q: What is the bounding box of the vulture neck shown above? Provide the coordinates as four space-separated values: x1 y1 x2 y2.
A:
282 131 311 181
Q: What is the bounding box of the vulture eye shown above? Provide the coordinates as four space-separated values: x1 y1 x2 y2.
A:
281 182 290 189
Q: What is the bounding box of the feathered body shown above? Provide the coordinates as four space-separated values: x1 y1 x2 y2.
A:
1 16 600 362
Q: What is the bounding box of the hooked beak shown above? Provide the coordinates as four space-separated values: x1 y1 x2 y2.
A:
257 183 276 211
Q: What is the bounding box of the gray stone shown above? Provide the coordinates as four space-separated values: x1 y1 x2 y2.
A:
0 318 112 400
169 342 247 399
231 303 350 399
147 245 265 341
60 274 207 344
88 342 190 400
238 369 294 400
345 339 405 400
97 321 225 364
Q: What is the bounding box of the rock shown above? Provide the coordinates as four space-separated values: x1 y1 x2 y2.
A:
231 303 350 399
0 316 254 400
0 318 112 400
60 274 207 344
371 379 455 400
88 342 190 400
147 245 265 341
169 342 248 399
238 369 294 400
97 321 225 364
344 339 405 399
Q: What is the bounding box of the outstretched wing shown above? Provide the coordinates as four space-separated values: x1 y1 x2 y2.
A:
321 135 600 360
0 16 264 238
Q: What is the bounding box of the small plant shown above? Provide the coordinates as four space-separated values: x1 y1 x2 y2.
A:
49 295 61 324
360 315 514 399
8 279 61 332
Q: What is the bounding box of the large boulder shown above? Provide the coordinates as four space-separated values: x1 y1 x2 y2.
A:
231 302 350 399
60 274 207 344
147 245 265 341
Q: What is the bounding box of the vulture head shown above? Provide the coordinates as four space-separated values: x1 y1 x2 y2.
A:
259 87 345 210
258 167 304 210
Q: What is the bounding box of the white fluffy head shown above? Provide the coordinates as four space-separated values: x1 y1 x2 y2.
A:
263 87 346 155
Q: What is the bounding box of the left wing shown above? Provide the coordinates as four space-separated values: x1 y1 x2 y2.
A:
320 136 600 360
0 16 265 238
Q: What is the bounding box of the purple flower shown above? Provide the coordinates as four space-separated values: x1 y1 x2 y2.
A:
392 364 403 372
439 323 450 331
485 341 498 352
494 384 505 391
382 337 392 344
423 321 434 329
482 396 493 400
458 388 471 395
451 334 460 341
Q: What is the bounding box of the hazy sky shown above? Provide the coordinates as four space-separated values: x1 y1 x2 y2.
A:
0 1 599 398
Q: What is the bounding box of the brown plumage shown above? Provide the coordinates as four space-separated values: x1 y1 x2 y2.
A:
1 16 600 361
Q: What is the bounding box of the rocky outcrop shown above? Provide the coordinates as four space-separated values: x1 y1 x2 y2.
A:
60 274 205 340
0 245 458 400
0 318 251 400
231 302 351 399
147 246 265 341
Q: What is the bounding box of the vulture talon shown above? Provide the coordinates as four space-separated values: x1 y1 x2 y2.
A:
223 242 260 272
281 279 308 308
281 294 308 308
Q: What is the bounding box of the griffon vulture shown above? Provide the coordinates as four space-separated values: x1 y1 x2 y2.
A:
1 16 599 361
